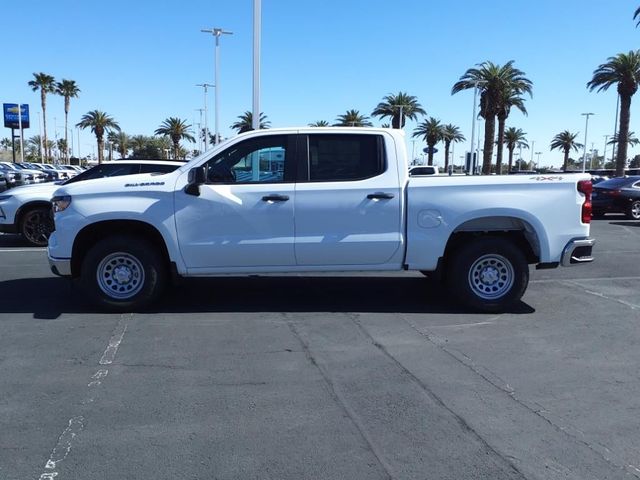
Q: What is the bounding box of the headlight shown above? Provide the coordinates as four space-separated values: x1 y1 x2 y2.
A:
51 195 72 213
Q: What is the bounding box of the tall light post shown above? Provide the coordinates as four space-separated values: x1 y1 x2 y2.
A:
195 108 204 151
535 151 542 169
603 135 609 169
196 83 214 150
201 26 233 143
252 0 261 131
468 82 479 174
581 112 595 172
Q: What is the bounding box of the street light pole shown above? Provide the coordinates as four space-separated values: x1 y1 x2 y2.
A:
535 151 542 169
581 112 595 172
252 0 261 131
196 83 214 150
468 82 478 174
195 109 204 151
603 135 609 169
202 26 233 143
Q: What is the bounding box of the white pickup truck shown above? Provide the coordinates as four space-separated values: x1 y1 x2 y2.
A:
47 128 594 312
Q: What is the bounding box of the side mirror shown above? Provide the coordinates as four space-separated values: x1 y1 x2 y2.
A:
185 166 206 196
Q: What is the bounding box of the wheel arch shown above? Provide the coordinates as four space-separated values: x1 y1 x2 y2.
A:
15 200 52 228
444 216 541 268
71 220 171 278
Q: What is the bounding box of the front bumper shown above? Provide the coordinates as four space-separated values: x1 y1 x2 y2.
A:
48 254 72 276
561 237 595 266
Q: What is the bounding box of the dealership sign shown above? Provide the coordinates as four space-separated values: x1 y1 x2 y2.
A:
3 103 29 129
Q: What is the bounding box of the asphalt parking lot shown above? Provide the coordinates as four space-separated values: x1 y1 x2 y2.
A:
1 218 640 480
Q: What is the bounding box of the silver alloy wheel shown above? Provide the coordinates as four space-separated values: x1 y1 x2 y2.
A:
96 252 145 300
631 201 640 219
468 253 515 300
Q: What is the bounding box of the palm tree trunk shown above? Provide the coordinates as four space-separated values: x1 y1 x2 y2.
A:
616 93 632 177
41 90 49 162
496 116 506 175
97 136 104 164
482 115 496 174
444 141 451 170
563 149 569 171
427 144 434 166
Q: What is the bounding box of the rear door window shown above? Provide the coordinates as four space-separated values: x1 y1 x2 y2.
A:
304 134 386 182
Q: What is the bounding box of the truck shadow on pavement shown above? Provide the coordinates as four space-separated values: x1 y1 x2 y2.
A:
0 275 535 318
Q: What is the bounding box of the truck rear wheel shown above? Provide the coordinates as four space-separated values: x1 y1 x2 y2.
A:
446 237 528 312
80 235 167 312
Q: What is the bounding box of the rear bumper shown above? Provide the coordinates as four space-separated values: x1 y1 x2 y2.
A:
561 237 595 266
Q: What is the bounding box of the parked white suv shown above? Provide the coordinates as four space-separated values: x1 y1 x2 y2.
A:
0 160 183 246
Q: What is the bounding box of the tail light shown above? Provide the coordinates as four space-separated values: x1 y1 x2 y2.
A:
578 180 592 224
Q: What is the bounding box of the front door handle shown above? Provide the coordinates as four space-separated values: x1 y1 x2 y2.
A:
262 194 290 202
367 192 395 200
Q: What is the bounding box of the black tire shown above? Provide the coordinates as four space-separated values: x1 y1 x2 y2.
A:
80 235 167 312
446 237 529 313
626 200 640 220
20 207 54 247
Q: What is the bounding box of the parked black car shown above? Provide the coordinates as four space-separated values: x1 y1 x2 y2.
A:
592 176 640 219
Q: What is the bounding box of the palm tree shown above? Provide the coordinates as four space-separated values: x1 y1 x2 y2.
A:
503 127 528 172
231 111 270 133
452 61 532 174
634 6 640 26
309 120 330 127
112 131 130 159
27 135 43 160
28 73 56 161
607 131 640 147
333 109 372 127
495 88 529 174
413 117 444 166
76 110 121 164
550 131 582 171
441 124 466 171
155 117 195 159
55 79 80 162
588 50 640 177
372 92 426 129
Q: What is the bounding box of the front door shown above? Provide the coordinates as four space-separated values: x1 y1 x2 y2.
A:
175 134 297 271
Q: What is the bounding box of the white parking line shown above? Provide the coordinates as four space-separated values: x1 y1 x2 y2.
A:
38 314 131 479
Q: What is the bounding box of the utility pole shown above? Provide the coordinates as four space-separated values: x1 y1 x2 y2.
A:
201 26 233 143
196 83 214 150
581 112 595 172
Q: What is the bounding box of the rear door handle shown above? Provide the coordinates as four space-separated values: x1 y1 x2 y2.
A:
262 194 290 202
367 192 395 200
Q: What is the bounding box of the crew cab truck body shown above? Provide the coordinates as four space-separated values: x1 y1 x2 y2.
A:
47 128 594 312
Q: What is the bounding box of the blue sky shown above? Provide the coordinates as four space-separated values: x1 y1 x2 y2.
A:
3 0 640 168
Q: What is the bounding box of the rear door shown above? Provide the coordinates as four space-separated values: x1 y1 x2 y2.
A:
293 132 403 266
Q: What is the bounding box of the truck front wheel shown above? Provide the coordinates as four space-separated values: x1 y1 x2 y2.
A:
447 237 529 312
80 235 167 312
